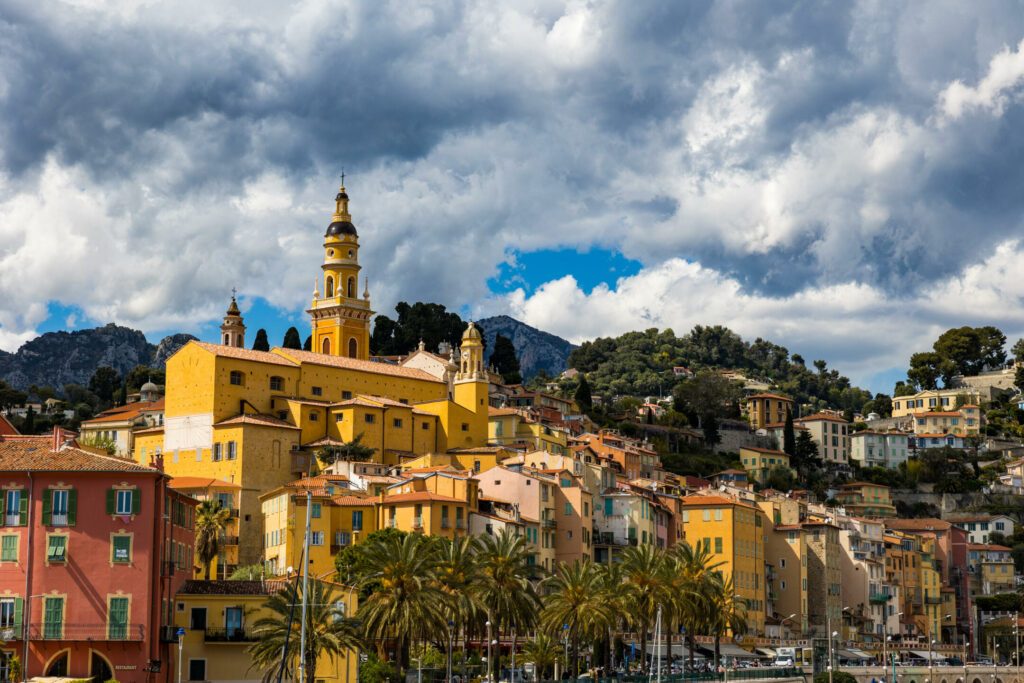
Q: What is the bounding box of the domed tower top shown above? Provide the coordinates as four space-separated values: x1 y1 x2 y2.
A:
221 292 246 348
140 380 160 403
325 177 357 238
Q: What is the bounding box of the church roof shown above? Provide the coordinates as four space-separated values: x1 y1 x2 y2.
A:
192 341 298 366
272 348 443 382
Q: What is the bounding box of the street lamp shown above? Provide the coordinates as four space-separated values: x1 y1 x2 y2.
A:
486 620 492 683
447 620 455 683
929 639 936 683
827 606 852 683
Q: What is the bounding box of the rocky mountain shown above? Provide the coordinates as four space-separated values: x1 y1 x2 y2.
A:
478 315 576 379
0 323 197 391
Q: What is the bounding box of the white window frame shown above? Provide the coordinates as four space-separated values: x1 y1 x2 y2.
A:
115 489 133 515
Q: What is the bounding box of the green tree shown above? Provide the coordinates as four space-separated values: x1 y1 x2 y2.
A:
668 541 722 667
489 334 522 384
304 335 312 351
283 327 302 350
334 528 409 588
80 433 118 455
434 536 483 677
541 559 615 678
370 302 468 356
782 407 796 456
195 500 231 580
248 578 362 683
522 632 562 680
574 374 593 412
229 564 267 580
316 433 377 466
0 381 28 411
88 366 121 405
22 406 36 434
706 574 748 666
124 365 165 393
1016 365 1024 392
358 532 446 672
1013 338 1024 362
252 329 270 352
673 370 740 446
620 545 669 673
907 352 943 390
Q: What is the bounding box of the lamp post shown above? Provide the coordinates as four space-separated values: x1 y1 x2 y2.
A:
929 638 936 683
828 606 851 683
485 620 492 683
447 620 454 683
1015 612 1020 683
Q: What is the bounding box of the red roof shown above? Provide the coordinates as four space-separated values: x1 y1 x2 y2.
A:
741 446 789 456
797 412 848 423
273 347 443 383
381 491 465 504
169 477 241 490
969 543 1012 551
0 435 159 473
0 414 18 436
746 393 792 401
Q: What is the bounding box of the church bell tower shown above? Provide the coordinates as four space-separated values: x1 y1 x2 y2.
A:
307 180 373 359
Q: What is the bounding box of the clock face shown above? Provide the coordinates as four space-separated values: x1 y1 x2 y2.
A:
462 350 471 359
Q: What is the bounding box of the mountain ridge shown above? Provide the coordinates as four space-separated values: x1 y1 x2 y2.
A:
478 314 576 379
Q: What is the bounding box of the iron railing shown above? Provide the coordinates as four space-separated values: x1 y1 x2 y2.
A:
204 627 259 643
28 623 145 641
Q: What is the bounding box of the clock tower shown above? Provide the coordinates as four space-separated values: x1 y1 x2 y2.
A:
452 322 489 439
307 181 374 359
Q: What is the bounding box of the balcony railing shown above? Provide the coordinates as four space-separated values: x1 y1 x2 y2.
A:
28 623 145 641
542 519 556 528
220 536 240 546
51 513 69 527
4 514 18 526
204 627 259 643
870 592 893 603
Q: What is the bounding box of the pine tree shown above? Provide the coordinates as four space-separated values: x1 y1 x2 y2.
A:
252 329 270 351
783 407 796 456
282 327 302 350
574 374 593 412
117 376 129 406
489 334 522 384
23 406 35 434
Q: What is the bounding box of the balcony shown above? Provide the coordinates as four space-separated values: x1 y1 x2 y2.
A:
542 519 556 529
4 514 18 526
159 625 181 643
204 627 259 643
926 596 942 605
50 513 69 527
28 624 144 641
870 592 892 604
220 536 239 546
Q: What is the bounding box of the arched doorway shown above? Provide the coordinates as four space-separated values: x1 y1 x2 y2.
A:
348 338 357 358
45 650 69 677
322 338 331 355
90 651 113 683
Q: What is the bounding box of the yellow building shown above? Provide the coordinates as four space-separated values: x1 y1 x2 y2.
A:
488 408 569 455
744 393 794 430
892 388 983 418
765 523 809 636
379 470 478 539
260 474 377 578
168 477 244 578
680 495 767 635
174 579 358 683
834 482 896 517
738 446 791 485
135 184 491 569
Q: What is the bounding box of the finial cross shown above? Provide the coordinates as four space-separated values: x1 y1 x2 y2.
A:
231 287 237 298
340 169 345 186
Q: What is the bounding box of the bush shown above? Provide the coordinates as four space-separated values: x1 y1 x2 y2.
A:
814 672 857 683
359 654 401 683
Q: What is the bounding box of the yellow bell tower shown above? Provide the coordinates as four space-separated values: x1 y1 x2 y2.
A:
453 322 489 431
307 181 374 359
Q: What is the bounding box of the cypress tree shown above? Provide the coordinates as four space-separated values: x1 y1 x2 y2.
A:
303 335 312 351
574 374 593 412
489 334 522 384
783 407 796 456
252 329 270 352
282 327 302 350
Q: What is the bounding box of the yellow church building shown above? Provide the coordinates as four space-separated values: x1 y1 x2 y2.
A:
134 182 493 572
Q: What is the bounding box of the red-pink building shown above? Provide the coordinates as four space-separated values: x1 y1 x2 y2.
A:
0 430 195 682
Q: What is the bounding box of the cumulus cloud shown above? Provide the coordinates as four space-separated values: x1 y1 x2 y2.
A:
1 0 1024 387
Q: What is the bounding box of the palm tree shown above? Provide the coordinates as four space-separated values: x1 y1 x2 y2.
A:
433 536 484 679
707 575 748 668
620 545 670 673
668 540 723 667
248 578 362 683
358 532 447 672
475 530 541 681
195 500 231 579
522 632 562 680
541 559 615 678
316 432 377 467
595 560 627 673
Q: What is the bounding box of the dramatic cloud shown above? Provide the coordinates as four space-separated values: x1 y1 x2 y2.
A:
2 0 1024 389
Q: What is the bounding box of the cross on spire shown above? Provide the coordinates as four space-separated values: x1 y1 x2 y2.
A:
231 286 237 299
340 169 345 186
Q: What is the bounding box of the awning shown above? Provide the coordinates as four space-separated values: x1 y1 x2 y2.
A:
756 648 777 658
849 649 875 661
642 642 705 659
838 649 873 661
716 643 759 659
908 651 946 661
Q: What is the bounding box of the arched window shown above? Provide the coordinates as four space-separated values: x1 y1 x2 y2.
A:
223 334 229 345
322 338 331 355
348 338 358 358
325 277 334 297
347 277 355 298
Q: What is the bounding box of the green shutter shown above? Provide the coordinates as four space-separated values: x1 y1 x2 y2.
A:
0 493 6 521
131 489 141 515
41 491 52 527
106 489 116 515
12 597 22 630
113 535 131 563
67 489 77 526
1 536 16 562
18 496 26 526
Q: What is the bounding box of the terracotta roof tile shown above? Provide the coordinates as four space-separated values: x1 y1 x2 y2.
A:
214 413 300 429
969 543 1012 551
381 491 465 504
740 446 790 456
0 436 159 473
272 347 443 382
179 579 291 595
796 412 849 423
192 341 298 366
169 477 242 490
332 495 375 507
746 393 792 401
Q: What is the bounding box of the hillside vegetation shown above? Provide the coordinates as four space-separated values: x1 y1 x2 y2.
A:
568 325 875 412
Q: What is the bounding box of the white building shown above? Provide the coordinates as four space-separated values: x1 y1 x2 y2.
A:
795 412 850 466
850 430 911 469
949 515 1016 544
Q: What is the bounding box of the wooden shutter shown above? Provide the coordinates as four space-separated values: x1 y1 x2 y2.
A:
131 488 141 515
0 493 5 521
41 490 52 527
106 489 116 515
18 496 27 526
67 489 77 526
12 597 22 629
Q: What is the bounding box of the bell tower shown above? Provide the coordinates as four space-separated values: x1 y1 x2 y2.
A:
220 293 246 348
452 322 489 444
307 180 374 359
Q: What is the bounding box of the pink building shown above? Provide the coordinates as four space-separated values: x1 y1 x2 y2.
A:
0 430 195 682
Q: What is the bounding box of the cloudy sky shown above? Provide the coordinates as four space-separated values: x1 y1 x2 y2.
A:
2 0 1024 392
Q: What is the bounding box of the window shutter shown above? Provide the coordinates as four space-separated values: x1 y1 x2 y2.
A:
67 489 77 527
13 597 22 629
0 493 5 521
42 491 52 527
106 489 116 515
132 489 141 515
18 497 27 526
